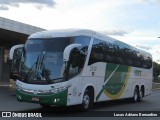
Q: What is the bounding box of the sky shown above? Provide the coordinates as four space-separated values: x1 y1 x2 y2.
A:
0 0 160 62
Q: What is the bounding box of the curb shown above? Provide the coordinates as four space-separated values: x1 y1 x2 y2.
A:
0 85 9 87
152 82 160 90
153 82 160 85
152 88 160 91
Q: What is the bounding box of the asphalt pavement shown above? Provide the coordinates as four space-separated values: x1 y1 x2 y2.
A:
0 86 160 120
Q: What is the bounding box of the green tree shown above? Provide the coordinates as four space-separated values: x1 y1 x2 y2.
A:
153 61 160 81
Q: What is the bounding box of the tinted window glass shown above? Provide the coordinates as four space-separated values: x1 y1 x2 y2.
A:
88 38 152 69
88 39 105 65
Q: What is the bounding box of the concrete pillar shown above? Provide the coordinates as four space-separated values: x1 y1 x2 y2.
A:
0 47 10 85
0 47 4 85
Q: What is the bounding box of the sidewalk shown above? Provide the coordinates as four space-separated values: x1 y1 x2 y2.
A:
0 82 9 87
152 82 160 90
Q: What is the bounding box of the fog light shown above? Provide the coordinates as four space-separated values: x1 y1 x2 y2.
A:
54 99 57 103
17 95 22 100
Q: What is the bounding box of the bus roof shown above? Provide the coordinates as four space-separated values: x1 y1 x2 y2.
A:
29 29 114 40
28 29 152 57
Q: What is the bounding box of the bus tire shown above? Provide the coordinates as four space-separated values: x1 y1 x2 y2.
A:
80 89 91 111
138 89 143 102
132 87 139 102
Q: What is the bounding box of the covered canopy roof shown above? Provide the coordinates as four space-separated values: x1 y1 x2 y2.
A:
0 17 45 48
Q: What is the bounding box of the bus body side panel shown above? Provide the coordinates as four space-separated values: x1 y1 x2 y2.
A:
81 61 133 102
68 62 106 105
66 76 83 106
81 62 152 103
94 63 132 102
130 67 152 96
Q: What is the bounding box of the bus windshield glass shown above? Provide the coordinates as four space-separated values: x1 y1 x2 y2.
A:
19 36 91 84
19 37 71 84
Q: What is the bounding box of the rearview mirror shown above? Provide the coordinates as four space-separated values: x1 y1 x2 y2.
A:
63 44 82 62
9 44 24 80
9 44 24 60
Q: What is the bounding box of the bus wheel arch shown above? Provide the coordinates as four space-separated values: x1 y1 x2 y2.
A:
80 86 94 111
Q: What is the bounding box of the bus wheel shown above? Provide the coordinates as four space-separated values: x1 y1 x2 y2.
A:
133 87 139 102
81 89 91 111
138 90 143 102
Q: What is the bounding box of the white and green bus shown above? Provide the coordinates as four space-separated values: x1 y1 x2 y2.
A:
10 29 152 111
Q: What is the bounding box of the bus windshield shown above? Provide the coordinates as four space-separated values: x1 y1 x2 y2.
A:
19 37 71 84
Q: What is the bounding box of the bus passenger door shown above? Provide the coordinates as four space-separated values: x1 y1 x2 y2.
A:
67 76 82 105
64 46 82 105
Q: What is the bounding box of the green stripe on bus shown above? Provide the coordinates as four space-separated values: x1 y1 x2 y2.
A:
96 63 131 101
103 66 131 99
104 64 129 95
104 63 119 82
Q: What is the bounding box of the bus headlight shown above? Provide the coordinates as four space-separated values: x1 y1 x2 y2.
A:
49 84 71 94
16 84 22 91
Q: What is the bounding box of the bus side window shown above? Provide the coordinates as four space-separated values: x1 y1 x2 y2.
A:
88 39 105 65
146 57 152 69
68 48 80 79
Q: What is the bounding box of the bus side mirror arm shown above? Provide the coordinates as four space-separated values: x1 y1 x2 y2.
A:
63 44 82 62
9 44 24 80
9 44 24 60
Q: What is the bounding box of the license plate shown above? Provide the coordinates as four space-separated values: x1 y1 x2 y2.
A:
32 97 39 102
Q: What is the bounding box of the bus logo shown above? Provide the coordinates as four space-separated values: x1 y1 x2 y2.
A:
134 70 142 76
90 66 97 72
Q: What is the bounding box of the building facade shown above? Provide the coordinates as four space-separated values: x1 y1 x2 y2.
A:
0 17 45 85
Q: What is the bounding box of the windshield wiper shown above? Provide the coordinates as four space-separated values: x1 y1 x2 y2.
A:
24 53 51 84
24 55 40 82
36 54 44 80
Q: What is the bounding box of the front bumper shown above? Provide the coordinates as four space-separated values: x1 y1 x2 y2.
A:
16 89 68 106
